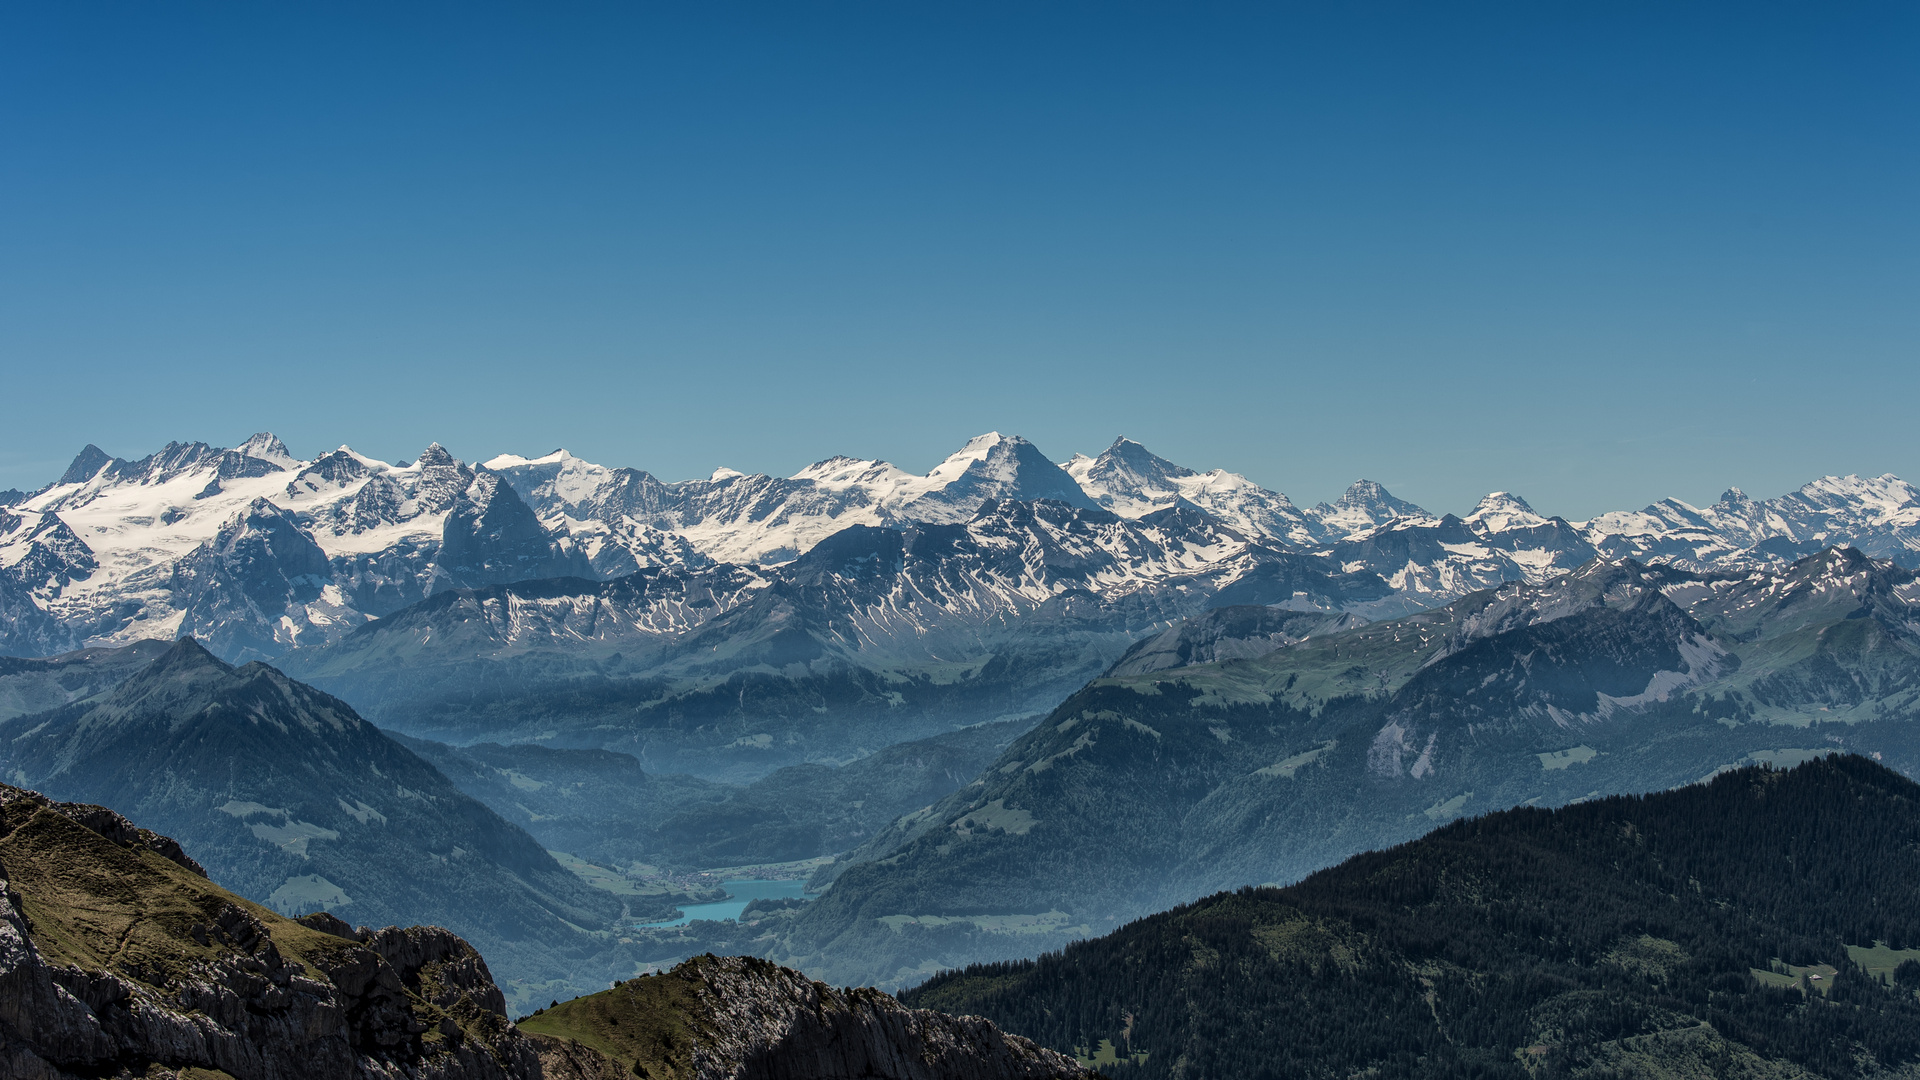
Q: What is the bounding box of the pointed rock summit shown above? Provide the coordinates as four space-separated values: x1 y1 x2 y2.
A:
412 442 458 469
56 444 114 486
903 433 1094 523
236 431 296 466
1312 480 1434 536
1068 437 1198 514
1466 491 1549 533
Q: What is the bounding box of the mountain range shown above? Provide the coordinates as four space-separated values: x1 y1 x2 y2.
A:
7 431 1918 664
10 429 1920 1003
764 547 1920 987
7 431 1918 779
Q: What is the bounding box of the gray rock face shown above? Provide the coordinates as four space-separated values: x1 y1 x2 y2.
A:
434 472 590 592
171 499 336 661
687 956 1086 1080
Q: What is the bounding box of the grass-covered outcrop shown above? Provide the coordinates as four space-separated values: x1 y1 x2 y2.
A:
521 953 1090 1080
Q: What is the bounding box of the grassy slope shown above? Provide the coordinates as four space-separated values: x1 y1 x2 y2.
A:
1 798 342 990
516 966 707 1080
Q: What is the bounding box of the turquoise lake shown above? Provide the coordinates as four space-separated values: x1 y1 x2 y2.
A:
638 879 807 928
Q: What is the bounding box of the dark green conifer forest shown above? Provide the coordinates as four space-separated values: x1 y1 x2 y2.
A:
906 756 1920 1078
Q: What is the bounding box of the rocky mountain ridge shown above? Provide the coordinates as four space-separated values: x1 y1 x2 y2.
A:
524 953 1089 1080
272 499 1392 774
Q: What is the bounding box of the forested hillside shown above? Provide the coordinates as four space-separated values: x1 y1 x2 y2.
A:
906 756 1920 1079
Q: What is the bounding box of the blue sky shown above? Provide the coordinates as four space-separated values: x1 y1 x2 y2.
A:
2 3 1914 518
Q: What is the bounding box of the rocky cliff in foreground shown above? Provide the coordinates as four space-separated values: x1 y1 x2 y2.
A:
0 783 538 1080
0 781 1085 1080
523 954 1089 1080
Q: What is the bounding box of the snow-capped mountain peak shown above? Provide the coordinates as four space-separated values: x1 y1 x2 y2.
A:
1312 480 1435 537
10 429 1920 670
789 456 923 496
925 431 1008 486
1466 491 1548 533
56 445 115 486
898 433 1093 524
236 432 297 467
481 448 571 470
1070 437 1196 510
1062 437 1316 546
411 442 459 469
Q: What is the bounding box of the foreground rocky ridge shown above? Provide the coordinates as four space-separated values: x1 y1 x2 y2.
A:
524 954 1089 1080
0 783 1096 1080
0 783 538 1080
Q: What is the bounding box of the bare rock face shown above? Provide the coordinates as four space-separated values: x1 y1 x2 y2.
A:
0 783 541 1080
522 954 1091 1080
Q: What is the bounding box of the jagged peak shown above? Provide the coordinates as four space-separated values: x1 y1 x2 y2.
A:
1093 437 1195 479
483 450 558 470
790 456 912 486
1473 491 1535 512
1333 479 1426 516
56 444 115 486
1340 479 1390 504
145 635 234 678
412 443 459 469
236 432 295 465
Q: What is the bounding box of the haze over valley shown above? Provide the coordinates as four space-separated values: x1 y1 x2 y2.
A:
5 4 1914 1075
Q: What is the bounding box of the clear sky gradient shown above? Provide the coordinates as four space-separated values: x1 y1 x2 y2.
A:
2 3 1914 518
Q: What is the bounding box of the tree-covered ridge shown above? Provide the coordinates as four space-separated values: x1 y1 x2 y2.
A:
905 756 1920 1079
